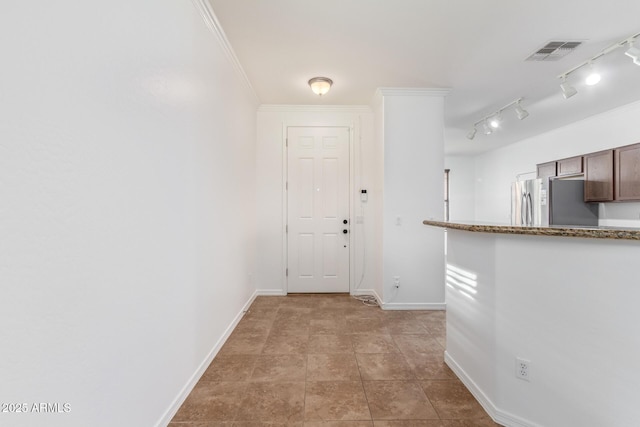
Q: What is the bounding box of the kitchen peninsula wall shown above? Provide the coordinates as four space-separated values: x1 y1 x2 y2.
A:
449 99 640 227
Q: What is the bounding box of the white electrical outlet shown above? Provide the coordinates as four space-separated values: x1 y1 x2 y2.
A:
515 357 530 381
393 276 400 288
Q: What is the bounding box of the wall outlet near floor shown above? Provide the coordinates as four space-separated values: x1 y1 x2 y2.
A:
516 357 531 381
393 276 400 288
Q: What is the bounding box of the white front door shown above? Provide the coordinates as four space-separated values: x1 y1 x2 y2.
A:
287 126 350 293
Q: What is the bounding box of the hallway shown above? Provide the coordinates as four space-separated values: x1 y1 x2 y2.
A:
170 294 498 426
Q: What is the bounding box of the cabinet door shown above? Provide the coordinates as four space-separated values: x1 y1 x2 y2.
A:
615 143 640 201
557 156 583 176
536 161 557 181
584 150 614 202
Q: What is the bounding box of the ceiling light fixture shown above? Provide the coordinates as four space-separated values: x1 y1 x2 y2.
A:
559 75 577 99
514 101 529 120
558 31 640 98
489 112 502 129
308 77 333 96
482 120 493 135
585 62 601 86
625 40 640 65
467 97 529 141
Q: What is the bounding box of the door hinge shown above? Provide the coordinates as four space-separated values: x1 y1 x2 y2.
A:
286 268 288 277
286 181 288 190
286 138 288 147
286 224 288 233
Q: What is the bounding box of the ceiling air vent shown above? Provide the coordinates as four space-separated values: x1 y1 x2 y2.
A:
525 41 583 61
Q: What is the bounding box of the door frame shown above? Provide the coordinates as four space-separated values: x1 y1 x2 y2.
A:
282 123 355 294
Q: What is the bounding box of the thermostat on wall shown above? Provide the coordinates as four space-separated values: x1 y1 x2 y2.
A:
360 189 368 202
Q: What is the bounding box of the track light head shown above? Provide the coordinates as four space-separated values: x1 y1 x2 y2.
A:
560 76 577 99
585 73 601 85
467 127 477 140
489 112 502 129
482 120 493 135
625 41 640 65
584 62 601 86
585 73 601 86
515 102 529 120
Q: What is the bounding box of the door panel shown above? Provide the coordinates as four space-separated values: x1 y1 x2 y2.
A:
297 234 315 277
287 127 350 293
297 158 314 218
322 158 338 218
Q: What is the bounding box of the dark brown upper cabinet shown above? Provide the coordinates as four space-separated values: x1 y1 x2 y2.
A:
557 156 583 176
536 161 557 182
614 143 640 201
584 150 614 202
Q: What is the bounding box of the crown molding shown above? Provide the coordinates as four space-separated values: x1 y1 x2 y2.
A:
258 104 372 114
190 0 260 105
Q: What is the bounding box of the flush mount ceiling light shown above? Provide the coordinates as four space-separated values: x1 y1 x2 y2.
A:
467 97 529 141
558 31 640 99
308 77 333 96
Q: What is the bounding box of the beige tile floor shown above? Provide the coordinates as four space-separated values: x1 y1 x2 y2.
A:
170 294 500 427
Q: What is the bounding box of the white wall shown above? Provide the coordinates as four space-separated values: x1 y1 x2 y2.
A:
377 90 447 308
446 230 640 427
472 100 640 226
255 106 377 296
444 156 476 221
0 1 257 426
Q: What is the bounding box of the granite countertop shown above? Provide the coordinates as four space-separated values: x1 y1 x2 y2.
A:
423 219 640 240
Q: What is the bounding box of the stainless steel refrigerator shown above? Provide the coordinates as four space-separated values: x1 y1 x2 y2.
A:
511 178 546 226
511 178 598 227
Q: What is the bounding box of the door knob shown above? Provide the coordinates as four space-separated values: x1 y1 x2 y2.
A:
343 229 348 234
343 219 348 224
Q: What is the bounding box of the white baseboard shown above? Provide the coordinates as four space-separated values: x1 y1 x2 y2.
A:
381 302 446 311
155 290 258 427
352 289 445 311
255 288 287 296
444 351 541 427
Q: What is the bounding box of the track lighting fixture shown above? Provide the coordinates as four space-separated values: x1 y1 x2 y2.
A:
467 97 528 141
558 31 640 98
482 120 493 135
560 75 578 99
585 62 601 86
514 101 529 120
625 40 640 65
489 112 502 129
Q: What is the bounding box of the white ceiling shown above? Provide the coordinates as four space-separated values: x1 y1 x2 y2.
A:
208 0 640 155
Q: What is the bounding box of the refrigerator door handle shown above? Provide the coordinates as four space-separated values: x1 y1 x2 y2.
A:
521 193 527 225
527 192 533 226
